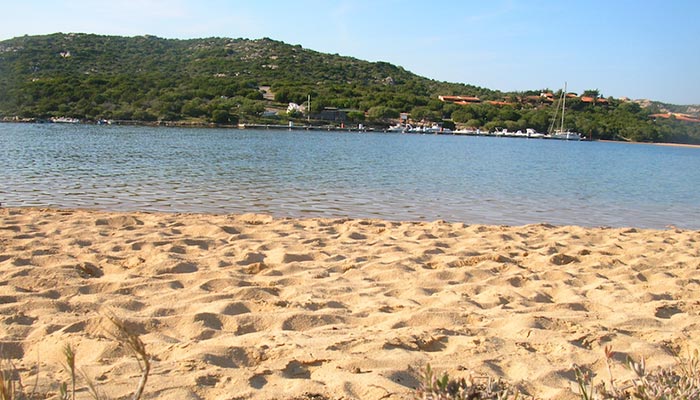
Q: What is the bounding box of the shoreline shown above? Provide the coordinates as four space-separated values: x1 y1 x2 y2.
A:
2 207 699 399
596 138 700 149
2 205 694 232
1 202 694 231
3 119 700 147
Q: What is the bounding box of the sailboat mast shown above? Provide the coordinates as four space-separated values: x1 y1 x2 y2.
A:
561 82 567 132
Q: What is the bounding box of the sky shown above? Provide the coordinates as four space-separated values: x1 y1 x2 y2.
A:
1 0 699 105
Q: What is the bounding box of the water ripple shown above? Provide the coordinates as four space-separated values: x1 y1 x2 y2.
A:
1 123 700 229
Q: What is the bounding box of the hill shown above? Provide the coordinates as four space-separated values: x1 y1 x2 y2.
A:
0 33 497 122
1 33 699 144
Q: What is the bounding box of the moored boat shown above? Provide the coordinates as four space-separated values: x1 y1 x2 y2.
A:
386 123 405 133
526 128 545 138
546 82 582 141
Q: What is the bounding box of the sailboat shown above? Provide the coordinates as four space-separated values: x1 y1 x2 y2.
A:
547 82 582 141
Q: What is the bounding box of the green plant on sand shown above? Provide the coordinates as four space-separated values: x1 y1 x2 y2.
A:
1 359 31 400
415 345 699 400
415 363 521 400
6 318 699 400
575 345 700 400
1 315 149 400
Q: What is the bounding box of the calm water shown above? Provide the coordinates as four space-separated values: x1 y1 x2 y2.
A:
2 123 699 229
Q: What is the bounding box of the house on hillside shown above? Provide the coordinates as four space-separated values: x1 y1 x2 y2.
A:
438 95 482 105
523 95 554 105
287 102 304 113
581 96 609 105
649 113 700 123
316 107 346 122
313 107 362 122
486 100 515 106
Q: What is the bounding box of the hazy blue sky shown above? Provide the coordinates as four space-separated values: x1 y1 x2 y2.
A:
2 0 698 104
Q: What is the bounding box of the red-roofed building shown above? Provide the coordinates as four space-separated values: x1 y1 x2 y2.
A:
486 100 514 106
439 95 481 104
581 96 609 105
649 113 700 123
523 95 543 104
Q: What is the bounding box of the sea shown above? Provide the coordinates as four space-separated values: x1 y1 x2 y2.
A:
2 122 699 230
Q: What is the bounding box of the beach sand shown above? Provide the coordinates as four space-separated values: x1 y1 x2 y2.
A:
1 207 699 399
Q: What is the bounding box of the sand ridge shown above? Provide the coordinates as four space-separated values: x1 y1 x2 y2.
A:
1 207 699 399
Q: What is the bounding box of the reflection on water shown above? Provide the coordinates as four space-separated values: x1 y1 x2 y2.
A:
1 123 699 229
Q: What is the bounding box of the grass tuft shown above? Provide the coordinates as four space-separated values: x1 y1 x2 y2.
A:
574 346 700 400
59 344 76 400
0 359 20 400
415 363 523 400
2 314 150 400
103 314 150 400
415 346 700 400
0 356 39 400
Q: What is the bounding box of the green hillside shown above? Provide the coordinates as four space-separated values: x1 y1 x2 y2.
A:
1 33 698 144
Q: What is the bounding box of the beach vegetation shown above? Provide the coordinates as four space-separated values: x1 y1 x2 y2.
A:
3 333 699 400
415 364 521 399
0 315 149 400
574 346 700 400
1 359 34 400
414 346 700 400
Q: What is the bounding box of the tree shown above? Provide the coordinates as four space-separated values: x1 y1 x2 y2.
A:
451 108 480 124
410 106 441 122
465 119 482 128
346 111 365 122
524 109 551 133
582 89 601 98
211 109 231 124
498 106 520 121
367 106 399 120
483 120 504 131
181 98 206 118
132 109 157 121
618 101 642 115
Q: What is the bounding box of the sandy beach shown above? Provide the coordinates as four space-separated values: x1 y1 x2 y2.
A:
1 207 699 399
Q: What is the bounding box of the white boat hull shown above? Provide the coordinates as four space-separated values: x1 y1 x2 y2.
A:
547 131 582 141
